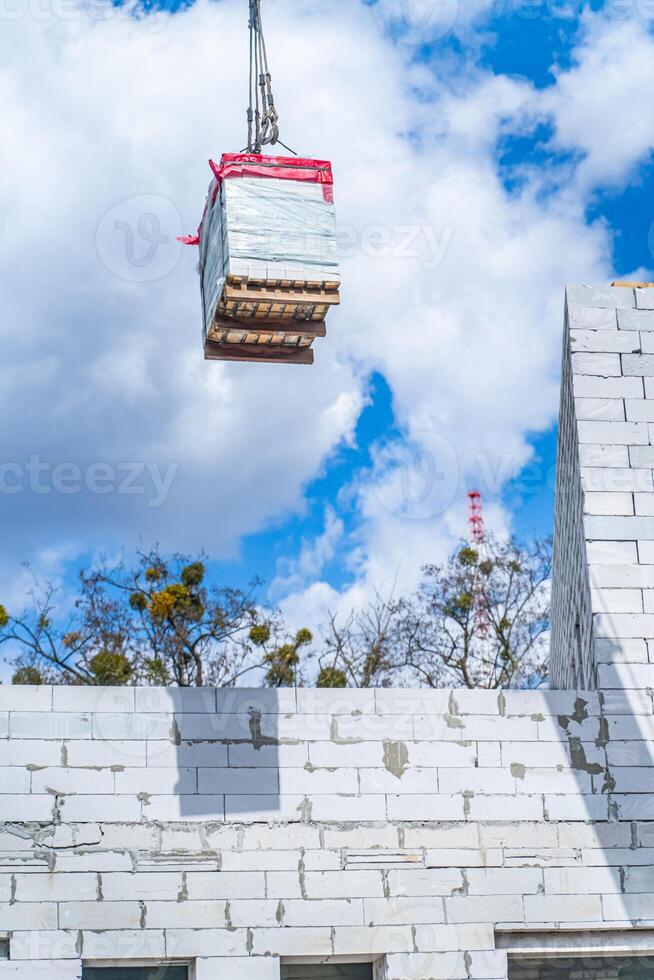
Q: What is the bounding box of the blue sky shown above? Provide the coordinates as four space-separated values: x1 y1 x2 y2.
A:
2 0 654 663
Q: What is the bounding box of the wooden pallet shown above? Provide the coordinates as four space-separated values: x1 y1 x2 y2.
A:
207 317 327 347
204 338 314 365
217 274 340 322
227 273 340 292
206 316 325 347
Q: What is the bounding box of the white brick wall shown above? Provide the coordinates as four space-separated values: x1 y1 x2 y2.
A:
0 682 652 978
0 963 82 979
551 285 654 688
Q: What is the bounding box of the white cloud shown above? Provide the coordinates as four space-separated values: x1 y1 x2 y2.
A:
271 507 345 599
1 1 654 643
542 15 654 188
368 0 490 44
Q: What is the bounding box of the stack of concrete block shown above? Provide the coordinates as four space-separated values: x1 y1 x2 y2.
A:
198 154 340 365
551 284 654 690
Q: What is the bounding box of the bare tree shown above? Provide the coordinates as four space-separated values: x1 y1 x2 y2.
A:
1 549 296 687
317 537 551 690
401 536 551 689
316 588 412 688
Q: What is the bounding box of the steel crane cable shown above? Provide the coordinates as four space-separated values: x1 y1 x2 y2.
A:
246 0 294 155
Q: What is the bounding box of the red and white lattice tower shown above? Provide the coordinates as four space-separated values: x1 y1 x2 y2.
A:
467 490 486 547
467 490 491 640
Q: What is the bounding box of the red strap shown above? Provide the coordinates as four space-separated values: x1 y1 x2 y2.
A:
210 152 333 185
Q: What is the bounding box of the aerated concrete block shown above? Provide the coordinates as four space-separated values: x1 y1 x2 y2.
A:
585 516 654 539
622 353 654 375
583 492 633 515
568 305 618 329
579 442 629 465
578 421 649 444
575 398 625 422
0 964 82 979
574 375 643 397
572 352 621 376
566 285 635 309
626 399 654 421
571 331 639 354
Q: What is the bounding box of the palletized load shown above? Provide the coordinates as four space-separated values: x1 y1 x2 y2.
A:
195 153 340 365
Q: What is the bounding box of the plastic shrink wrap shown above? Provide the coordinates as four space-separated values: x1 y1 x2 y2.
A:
195 154 340 341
